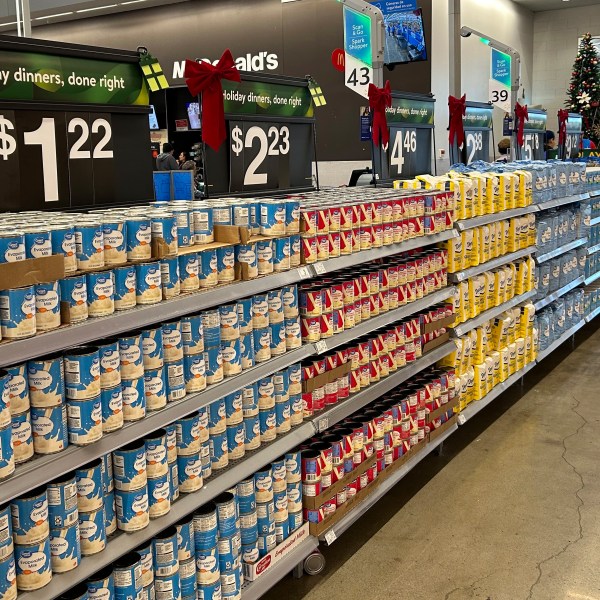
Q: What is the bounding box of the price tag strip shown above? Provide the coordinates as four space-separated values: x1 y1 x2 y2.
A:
372 92 435 181
203 73 316 197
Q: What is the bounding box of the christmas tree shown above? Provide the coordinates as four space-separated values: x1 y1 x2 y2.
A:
566 32 600 143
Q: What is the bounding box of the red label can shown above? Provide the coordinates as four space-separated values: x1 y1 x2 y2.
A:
300 209 317 236
328 232 341 258
340 205 353 231
341 279 355 305
316 234 329 260
350 369 361 393
360 202 372 225
316 208 329 234
332 308 344 334
372 223 383 248
328 206 341 233
300 316 321 342
301 449 322 482
351 228 361 253
300 288 322 317
320 286 333 313
301 236 318 264
320 312 333 338
339 230 352 255
330 282 344 310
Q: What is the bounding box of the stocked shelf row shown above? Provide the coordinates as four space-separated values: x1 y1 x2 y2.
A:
584 271 600 286
536 319 586 363
586 242 600 256
535 238 587 264
455 205 538 232
0 229 458 368
449 246 536 283
451 290 537 338
533 276 585 311
535 192 590 212
586 306 600 323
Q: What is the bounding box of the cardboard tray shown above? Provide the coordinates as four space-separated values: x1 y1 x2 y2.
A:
427 414 458 443
421 331 450 354
422 313 455 335
0 255 65 291
302 362 352 394
427 395 459 424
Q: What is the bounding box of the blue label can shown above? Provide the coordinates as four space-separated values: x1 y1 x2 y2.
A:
203 346 223 386
0 503 13 561
239 334 255 371
239 513 258 545
10 487 48 545
10 412 31 466
142 326 164 371
46 473 77 530
284 317 302 350
105 490 117 536
152 526 179 576
49 522 81 572
235 244 258 279
172 208 192 248
269 322 286 356
176 412 202 456
0 286 36 340
113 552 143 600
160 256 180 300
193 504 218 553
125 217 152 262
193 206 214 245
252 328 272 363
67 397 103 446
209 432 228 471
273 237 291 272
257 533 277 558
115 487 150 532
14 537 52 591
221 339 242 378
275 518 290 544
252 294 269 329
245 413 262 450
119 333 144 380
241 542 259 565
257 377 274 409
289 509 303 532
179 557 197 598
147 474 171 519
165 359 186 403
98 341 121 390
102 219 127 266
226 423 245 461
79 506 106 556
236 479 256 515
87 566 115 599
260 200 286 236
242 385 258 417
101 385 124 433
273 488 288 520
24 229 51 260
155 572 181 600
59 275 88 324
135 541 153 588
34 280 61 332
101 452 113 494
290 394 303 426
165 423 177 463
208 399 226 435
184 354 207 394
201 441 212 481
254 466 273 504
256 239 274 276
285 200 300 234
220 567 241 599
267 289 284 324
197 581 221 600
196 546 220 585
121 377 146 422
145 430 168 479
176 515 195 562
285 450 302 483
0 231 25 263
76 459 104 513
216 535 240 573
169 461 179 503
211 204 232 226
286 482 302 512
30 403 68 455
216 247 235 283
151 214 178 257
236 299 252 335
271 459 286 492
177 453 203 494
112 441 146 492
113 266 137 311
290 234 301 267
86 271 115 318
181 314 204 356
225 391 243 425
232 204 250 228
162 321 183 363
64 347 101 400
6 363 29 415
282 285 299 318
273 370 290 402
219 304 240 341
135 262 162 305
198 249 218 289
27 354 64 408
201 310 221 347
179 253 200 293
74 221 104 271
275 399 291 434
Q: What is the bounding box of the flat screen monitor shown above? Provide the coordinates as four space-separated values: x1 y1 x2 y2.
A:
149 104 159 130
187 102 201 130
381 8 427 66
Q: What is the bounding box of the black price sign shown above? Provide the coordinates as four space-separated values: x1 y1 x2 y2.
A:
204 74 315 196
563 113 583 159
462 103 493 164
373 92 435 181
0 36 153 211
521 109 546 162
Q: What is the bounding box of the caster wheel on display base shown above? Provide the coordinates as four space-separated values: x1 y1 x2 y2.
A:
304 551 325 575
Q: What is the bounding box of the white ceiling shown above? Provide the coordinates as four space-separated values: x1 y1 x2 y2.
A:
512 0 600 11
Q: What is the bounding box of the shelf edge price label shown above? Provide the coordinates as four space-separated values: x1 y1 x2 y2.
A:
313 262 326 275
324 530 337 545
315 340 328 354
316 417 329 433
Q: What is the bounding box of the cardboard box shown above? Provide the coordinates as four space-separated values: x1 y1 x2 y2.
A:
302 362 352 394
243 522 311 582
427 414 458 443
421 331 450 354
427 396 459 424
0 255 65 291
422 314 454 335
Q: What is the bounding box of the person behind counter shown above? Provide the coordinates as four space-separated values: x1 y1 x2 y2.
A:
156 143 179 171
497 138 511 162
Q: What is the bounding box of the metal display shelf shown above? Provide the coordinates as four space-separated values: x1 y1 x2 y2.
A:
590 216 600 227
241 536 319 600
535 192 589 212
590 190 600 198
449 246 536 283
18 421 317 600
584 271 600 286
535 238 587 264
317 286 456 355
586 242 600 256
0 344 315 506
318 422 458 545
451 290 537 338
533 276 585 311
313 229 458 276
536 320 586 362
586 305 600 323
457 361 537 424
311 341 456 433
455 206 537 232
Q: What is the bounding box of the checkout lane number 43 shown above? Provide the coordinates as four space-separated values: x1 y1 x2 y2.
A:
231 124 290 186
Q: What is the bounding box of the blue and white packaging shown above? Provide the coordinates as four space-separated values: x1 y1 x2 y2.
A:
197 580 221 600
152 527 179 577
220 339 242 377
74 221 104 271
27 354 64 408
142 326 164 371
177 453 203 494
59 275 88 323
226 422 245 461
184 354 207 394
216 247 235 283
145 430 168 478
201 310 221 348
113 265 137 311
241 542 259 565
6 363 29 414
251 294 269 329
242 385 258 417
79 507 106 556
30 403 68 455
284 317 302 349
151 213 178 256
225 391 243 425
135 541 154 588
236 479 256 515
273 370 290 402
275 399 291 434
282 285 299 319
252 328 271 363
288 510 303 532
208 399 226 435
113 552 143 600
0 231 25 264
254 467 273 503
169 461 180 503
273 488 288 520
239 512 258 545
162 321 184 363
260 200 286 236
10 487 48 545
195 546 220 585
243 414 260 451
98 341 121 390
269 322 286 356
155 572 181 600
87 566 115 599
34 280 61 331
193 504 218 553
46 474 78 529
273 237 291 272
216 535 240 573
144 368 167 412
114 487 150 532
172 207 192 248
135 262 162 305
175 412 201 456
147 473 171 519
219 567 241 599
86 271 115 317
121 377 146 422
179 557 197 598
0 286 36 340
204 346 224 386
119 333 144 380
275 518 290 544
64 347 101 401
199 249 218 289
285 200 300 234
50 224 76 274
290 234 301 267
76 459 104 512
271 459 287 492
100 385 124 434
236 299 253 335
67 396 103 446
14 536 52 591
209 432 228 471
181 314 204 356
160 256 181 300
102 219 127 266
256 239 274 276
267 289 284 324
290 394 303 426
179 253 200 293
239 334 255 371
125 217 152 262
219 305 240 341
9 413 29 466
285 450 302 483
176 515 195 562
257 377 275 409
193 205 214 245
112 441 146 492
235 244 258 279
286 482 302 512
105 490 117 536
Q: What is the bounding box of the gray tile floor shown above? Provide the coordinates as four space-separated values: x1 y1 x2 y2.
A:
263 322 600 600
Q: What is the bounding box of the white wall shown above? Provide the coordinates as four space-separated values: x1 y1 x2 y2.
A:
532 6 600 134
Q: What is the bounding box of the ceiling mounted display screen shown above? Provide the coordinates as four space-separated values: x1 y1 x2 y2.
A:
382 8 427 66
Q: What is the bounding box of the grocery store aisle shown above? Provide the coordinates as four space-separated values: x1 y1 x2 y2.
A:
264 322 600 600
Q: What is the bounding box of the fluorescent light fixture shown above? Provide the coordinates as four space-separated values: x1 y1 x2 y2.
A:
33 11 74 20
76 4 118 12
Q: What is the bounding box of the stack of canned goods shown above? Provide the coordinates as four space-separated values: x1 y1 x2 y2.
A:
292 187 453 264
299 249 449 343
301 302 453 418
300 365 456 525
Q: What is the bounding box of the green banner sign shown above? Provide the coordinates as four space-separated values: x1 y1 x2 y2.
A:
222 79 313 118
464 106 493 129
385 97 434 126
0 49 148 105
523 111 547 131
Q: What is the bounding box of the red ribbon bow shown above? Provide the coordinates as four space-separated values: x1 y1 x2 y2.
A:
558 109 569 147
515 102 529 147
448 94 466 148
368 81 392 149
184 49 241 151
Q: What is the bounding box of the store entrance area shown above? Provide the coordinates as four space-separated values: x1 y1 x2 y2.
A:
265 322 600 600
